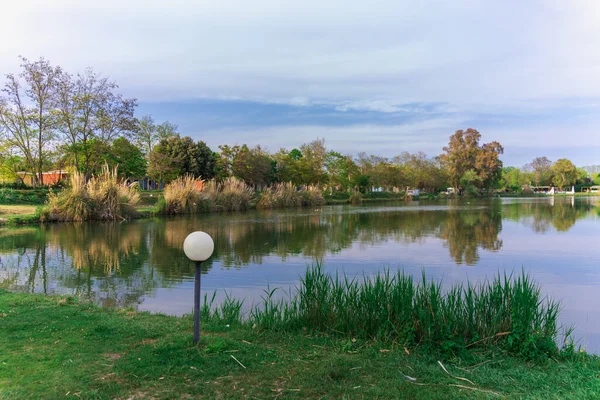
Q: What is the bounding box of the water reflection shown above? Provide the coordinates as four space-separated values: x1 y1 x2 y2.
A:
0 198 597 310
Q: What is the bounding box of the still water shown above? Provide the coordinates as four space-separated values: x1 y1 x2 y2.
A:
1 197 599 351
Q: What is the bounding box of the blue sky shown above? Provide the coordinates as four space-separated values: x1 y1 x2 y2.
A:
2 0 600 166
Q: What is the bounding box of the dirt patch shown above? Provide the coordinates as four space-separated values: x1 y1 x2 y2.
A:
103 352 124 360
139 339 158 345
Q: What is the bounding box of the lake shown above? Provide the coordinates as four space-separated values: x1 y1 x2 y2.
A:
1 197 599 352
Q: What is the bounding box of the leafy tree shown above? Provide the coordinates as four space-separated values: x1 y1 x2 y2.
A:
460 169 482 196
325 151 358 190
215 144 241 180
0 142 23 183
54 67 137 176
576 168 591 185
0 57 62 185
441 129 504 190
109 137 147 178
394 152 446 192
232 145 274 186
274 148 303 184
148 135 215 182
551 159 578 189
524 157 553 186
298 138 328 185
500 167 530 192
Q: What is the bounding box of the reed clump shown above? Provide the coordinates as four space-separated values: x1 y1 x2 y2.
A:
43 166 139 222
349 190 363 205
257 182 324 209
200 177 254 212
157 176 253 214
202 265 565 359
159 175 202 214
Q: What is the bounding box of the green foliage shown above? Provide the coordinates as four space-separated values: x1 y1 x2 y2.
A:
109 137 147 178
275 139 328 185
0 188 48 204
148 135 216 183
552 158 578 189
232 145 275 186
460 170 482 197
500 167 531 192
246 266 565 359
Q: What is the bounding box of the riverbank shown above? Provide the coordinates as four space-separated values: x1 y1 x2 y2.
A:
1 290 598 399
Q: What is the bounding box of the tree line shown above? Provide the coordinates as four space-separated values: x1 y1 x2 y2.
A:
0 57 596 192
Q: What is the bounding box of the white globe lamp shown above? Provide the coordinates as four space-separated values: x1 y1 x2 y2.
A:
183 231 214 344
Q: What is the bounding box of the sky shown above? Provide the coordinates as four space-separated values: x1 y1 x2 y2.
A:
1 0 600 166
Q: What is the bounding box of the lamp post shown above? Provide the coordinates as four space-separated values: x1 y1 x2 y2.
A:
183 231 215 345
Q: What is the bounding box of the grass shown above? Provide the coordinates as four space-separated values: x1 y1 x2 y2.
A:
234 266 567 359
257 182 324 209
0 188 48 205
42 166 139 222
0 204 37 216
1 288 599 399
0 204 41 225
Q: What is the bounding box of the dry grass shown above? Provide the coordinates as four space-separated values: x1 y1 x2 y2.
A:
42 165 139 222
199 177 254 212
157 176 253 214
161 175 202 214
257 182 324 209
0 205 38 216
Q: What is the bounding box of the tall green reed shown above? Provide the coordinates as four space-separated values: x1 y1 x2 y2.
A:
199 265 567 358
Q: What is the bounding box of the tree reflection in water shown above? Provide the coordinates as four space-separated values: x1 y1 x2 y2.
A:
0 198 597 309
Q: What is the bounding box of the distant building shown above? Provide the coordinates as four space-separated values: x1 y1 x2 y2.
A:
16 170 69 186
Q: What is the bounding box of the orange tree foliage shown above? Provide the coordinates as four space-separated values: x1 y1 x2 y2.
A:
441 128 504 190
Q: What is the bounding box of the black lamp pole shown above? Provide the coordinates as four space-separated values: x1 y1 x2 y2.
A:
193 260 202 344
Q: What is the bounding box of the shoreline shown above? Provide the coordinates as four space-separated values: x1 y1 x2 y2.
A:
1 192 598 227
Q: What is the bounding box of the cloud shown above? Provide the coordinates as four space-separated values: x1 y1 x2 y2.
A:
2 0 600 110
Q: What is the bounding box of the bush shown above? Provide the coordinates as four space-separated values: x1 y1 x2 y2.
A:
42 166 139 222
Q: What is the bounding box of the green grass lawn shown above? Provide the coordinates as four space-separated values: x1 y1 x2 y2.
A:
1 290 599 399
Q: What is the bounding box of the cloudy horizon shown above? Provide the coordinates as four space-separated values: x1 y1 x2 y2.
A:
2 0 600 166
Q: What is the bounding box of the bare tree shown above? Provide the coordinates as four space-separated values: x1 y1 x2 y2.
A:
0 57 62 185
